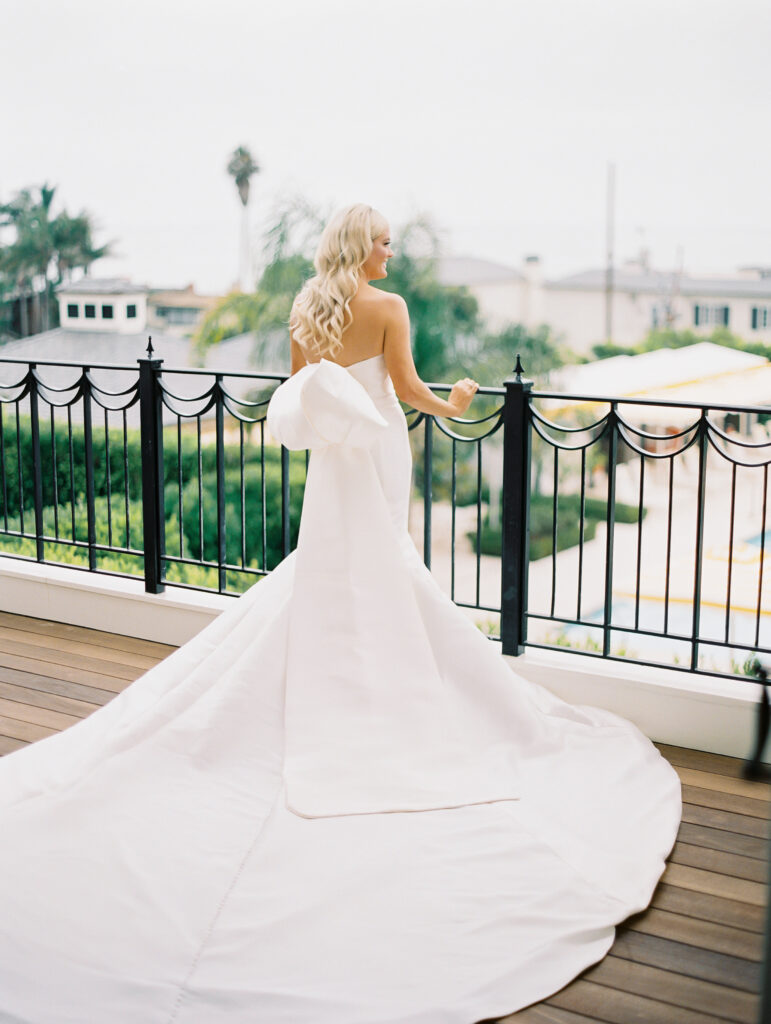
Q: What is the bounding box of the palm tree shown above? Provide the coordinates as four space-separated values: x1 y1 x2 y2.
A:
226 146 260 291
0 184 111 336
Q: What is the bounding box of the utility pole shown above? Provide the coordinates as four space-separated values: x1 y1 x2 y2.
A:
605 161 615 343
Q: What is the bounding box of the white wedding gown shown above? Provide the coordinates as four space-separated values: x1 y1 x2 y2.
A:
0 354 682 1024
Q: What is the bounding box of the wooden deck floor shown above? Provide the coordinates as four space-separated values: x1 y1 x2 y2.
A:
0 609 767 1024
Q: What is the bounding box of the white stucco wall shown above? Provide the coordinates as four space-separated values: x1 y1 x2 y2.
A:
58 292 148 333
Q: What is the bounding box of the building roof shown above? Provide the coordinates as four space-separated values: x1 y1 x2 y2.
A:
56 277 150 296
546 266 771 299
549 342 771 424
148 285 220 310
437 256 524 287
0 328 275 427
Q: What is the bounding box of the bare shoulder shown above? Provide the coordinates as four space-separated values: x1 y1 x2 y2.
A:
376 290 408 320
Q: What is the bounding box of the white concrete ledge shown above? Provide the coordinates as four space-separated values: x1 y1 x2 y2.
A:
506 647 767 765
1 556 767 764
0 557 231 645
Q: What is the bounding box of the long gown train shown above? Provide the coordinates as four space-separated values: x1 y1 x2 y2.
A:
0 353 682 1024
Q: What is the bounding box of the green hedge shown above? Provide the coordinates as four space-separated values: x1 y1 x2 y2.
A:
469 492 645 558
170 457 306 571
1 412 306 578
0 412 278 513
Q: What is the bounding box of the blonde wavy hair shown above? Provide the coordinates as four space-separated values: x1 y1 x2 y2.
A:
289 203 389 360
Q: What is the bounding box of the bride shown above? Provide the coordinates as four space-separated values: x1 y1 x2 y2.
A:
0 204 681 1024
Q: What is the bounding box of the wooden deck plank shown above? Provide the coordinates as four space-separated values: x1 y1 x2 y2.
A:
661 862 766 906
669 839 768 883
651 882 766 933
0 695 81 732
501 1004 596 1022
682 801 769 838
0 652 135 693
0 623 162 671
654 742 754 779
0 714 57 743
0 636 143 681
610 928 760 992
682 782 770 819
0 734 27 755
675 764 771 801
622 906 763 961
0 665 120 705
0 679 101 719
677 820 768 860
0 610 176 658
548 977 736 1024
579 956 756 1021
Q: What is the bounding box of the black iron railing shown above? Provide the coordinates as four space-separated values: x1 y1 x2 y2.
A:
1 346 769 683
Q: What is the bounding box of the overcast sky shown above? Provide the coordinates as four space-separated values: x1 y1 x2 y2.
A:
3 0 769 293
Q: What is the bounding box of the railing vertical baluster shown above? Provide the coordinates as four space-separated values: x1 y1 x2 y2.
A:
27 365 45 561
450 437 457 601
576 447 586 621
690 412 709 671
634 454 645 632
50 405 59 539
137 345 165 593
500 356 533 656
176 416 183 558
0 404 7 532
423 415 433 570
280 444 290 559
196 418 203 561
475 440 482 606
602 403 619 657
215 376 227 593
260 420 267 570
104 408 113 548
725 463 737 645
239 421 246 570
81 369 97 571
756 464 768 650
550 447 558 619
122 409 130 549
66 406 75 538
664 457 674 635
15 404 24 535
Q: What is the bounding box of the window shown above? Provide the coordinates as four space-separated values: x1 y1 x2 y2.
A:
102 304 114 319
127 303 137 319
84 304 96 319
751 306 770 330
67 303 79 318
693 304 730 327
157 306 199 325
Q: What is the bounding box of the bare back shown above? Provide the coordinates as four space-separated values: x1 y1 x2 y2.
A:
320 284 391 367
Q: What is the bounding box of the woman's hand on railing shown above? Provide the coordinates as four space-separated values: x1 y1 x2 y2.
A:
447 378 479 416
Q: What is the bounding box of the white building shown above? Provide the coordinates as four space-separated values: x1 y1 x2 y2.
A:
57 278 149 333
146 283 220 337
545 261 771 355
437 256 544 331
439 256 771 357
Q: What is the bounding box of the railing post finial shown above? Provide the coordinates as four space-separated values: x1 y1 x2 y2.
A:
146 336 154 359
514 353 524 381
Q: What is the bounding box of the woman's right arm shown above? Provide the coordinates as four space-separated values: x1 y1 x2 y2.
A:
382 294 478 417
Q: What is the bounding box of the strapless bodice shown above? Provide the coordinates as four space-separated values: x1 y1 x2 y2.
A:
335 353 396 401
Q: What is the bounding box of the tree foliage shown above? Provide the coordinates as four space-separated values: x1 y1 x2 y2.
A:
227 146 260 208
591 326 771 362
0 183 111 335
